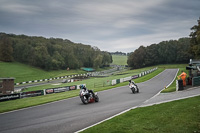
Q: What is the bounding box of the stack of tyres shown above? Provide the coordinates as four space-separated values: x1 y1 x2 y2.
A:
178 79 184 90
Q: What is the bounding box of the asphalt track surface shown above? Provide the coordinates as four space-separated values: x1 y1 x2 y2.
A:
0 69 178 133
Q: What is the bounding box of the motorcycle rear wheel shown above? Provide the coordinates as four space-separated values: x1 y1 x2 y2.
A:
137 87 139 93
95 95 99 102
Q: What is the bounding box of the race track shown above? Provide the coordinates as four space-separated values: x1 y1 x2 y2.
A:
0 69 178 133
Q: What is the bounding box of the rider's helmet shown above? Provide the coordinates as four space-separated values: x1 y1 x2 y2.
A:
79 84 84 89
129 80 131 83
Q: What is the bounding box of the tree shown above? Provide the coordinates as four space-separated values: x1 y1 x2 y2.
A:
127 46 146 68
51 51 65 69
145 44 159 66
0 34 13 62
176 38 193 63
102 52 112 66
94 54 103 68
190 18 200 58
32 45 51 70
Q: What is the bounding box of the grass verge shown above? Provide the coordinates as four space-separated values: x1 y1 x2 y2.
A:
82 96 200 133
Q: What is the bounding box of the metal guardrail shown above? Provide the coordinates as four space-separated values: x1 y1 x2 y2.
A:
192 76 200 86
93 67 158 88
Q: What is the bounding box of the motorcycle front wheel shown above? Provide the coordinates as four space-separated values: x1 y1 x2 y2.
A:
81 96 88 104
131 87 135 93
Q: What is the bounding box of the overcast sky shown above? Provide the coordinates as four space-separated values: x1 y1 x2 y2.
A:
0 0 199 53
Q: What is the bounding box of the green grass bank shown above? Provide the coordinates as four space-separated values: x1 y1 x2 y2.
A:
0 61 86 83
82 96 200 133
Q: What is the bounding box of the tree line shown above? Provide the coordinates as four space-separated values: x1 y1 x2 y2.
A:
0 33 112 70
127 38 193 68
127 18 200 69
110 51 126 56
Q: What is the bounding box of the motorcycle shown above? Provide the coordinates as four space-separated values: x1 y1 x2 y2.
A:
79 89 99 104
129 83 139 94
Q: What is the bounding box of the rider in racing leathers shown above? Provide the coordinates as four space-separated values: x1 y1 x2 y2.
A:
79 84 95 97
128 80 138 88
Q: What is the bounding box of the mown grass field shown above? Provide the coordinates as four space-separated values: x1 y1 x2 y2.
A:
0 61 86 83
111 55 127 65
82 96 200 133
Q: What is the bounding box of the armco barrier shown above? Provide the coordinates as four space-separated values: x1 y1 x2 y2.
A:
120 78 124 83
132 75 139 79
45 88 54 94
69 85 76 90
53 87 70 93
116 79 120 84
123 76 132 82
112 80 117 85
20 90 44 98
192 76 200 86
111 67 158 86
0 84 84 102
0 93 21 101
14 73 88 85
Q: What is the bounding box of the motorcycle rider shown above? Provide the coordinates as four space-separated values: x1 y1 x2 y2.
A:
129 80 137 87
129 80 139 92
79 84 95 97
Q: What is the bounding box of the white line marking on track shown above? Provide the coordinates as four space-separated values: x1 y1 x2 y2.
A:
140 94 200 107
143 69 179 104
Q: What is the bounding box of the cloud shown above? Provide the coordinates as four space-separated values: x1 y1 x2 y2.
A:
0 1 41 15
0 0 199 53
